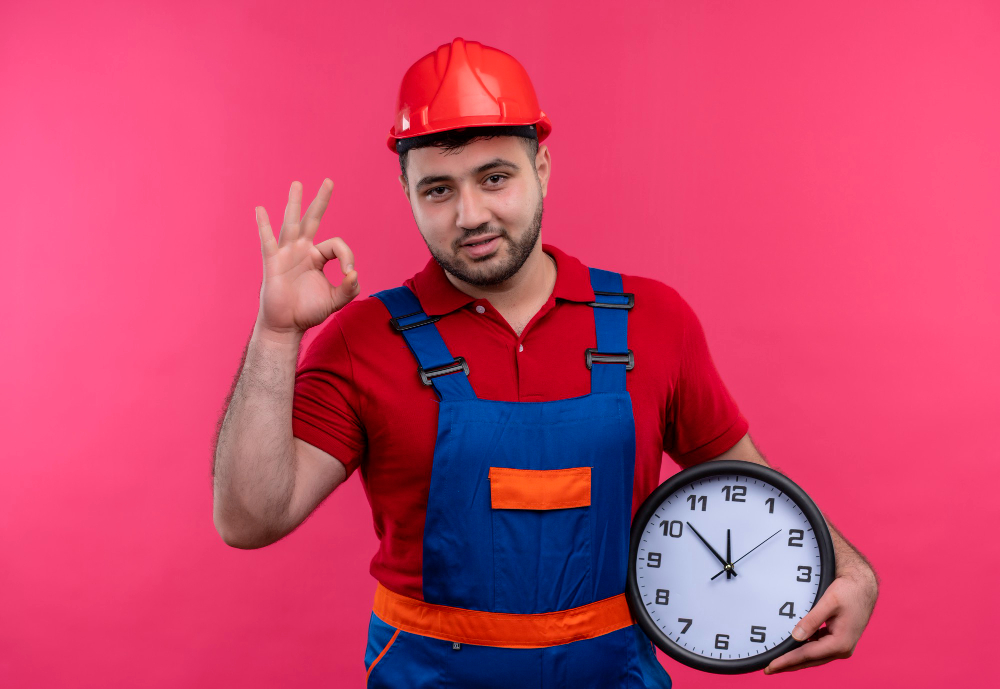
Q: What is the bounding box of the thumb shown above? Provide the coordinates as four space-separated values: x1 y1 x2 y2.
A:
331 268 361 312
792 584 840 641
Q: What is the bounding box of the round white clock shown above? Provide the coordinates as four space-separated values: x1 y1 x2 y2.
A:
626 459 836 674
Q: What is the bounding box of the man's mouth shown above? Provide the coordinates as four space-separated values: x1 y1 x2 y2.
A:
461 234 500 247
460 235 502 257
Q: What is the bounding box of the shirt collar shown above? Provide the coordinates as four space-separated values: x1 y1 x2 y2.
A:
406 243 596 316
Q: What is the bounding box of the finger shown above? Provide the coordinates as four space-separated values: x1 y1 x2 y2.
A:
315 236 356 276
330 268 361 311
763 630 849 674
256 206 278 259
764 656 835 674
280 180 303 245
301 178 334 241
314 236 359 311
791 585 840 641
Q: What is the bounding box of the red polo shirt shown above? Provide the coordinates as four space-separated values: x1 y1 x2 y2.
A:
292 244 749 600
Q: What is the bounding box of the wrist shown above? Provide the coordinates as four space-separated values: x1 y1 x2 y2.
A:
252 321 304 347
837 560 878 588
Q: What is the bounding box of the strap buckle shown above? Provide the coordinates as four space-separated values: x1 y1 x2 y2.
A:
585 348 635 371
587 291 634 310
390 310 442 332
419 356 470 386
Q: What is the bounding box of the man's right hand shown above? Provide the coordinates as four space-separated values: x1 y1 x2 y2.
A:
254 179 359 338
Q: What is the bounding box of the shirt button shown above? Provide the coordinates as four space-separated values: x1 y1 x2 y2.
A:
518 344 524 352
475 304 486 314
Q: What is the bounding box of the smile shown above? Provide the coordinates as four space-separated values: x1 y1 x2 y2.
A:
461 235 501 258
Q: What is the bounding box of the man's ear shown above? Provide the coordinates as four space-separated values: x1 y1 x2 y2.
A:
535 145 551 198
398 174 409 200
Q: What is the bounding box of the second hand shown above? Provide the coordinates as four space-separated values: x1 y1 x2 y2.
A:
711 528 782 580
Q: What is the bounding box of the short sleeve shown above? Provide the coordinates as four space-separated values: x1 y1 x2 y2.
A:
292 316 365 479
663 295 749 467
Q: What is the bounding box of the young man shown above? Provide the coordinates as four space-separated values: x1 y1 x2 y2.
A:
213 37 878 687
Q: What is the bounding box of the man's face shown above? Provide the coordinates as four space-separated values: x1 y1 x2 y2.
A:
399 136 551 287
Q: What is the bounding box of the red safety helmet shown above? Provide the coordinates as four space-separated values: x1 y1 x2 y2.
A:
387 37 552 154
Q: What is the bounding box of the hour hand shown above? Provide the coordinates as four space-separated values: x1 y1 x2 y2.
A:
686 521 737 576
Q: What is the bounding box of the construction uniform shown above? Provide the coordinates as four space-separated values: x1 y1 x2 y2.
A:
292 243 748 686
355 263 673 688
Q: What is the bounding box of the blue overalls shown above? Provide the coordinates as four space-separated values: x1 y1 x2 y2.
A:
364 267 672 688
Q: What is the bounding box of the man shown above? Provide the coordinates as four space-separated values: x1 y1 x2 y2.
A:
213 37 878 686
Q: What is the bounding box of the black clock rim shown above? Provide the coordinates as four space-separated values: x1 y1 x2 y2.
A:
626 459 836 675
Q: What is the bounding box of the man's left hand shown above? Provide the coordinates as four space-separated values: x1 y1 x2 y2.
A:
763 565 879 674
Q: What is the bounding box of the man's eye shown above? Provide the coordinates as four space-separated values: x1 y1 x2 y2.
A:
427 186 448 197
486 174 506 185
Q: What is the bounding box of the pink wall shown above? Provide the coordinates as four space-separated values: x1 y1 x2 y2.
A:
2 0 997 686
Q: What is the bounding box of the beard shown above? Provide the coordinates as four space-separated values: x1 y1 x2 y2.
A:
425 193 545 288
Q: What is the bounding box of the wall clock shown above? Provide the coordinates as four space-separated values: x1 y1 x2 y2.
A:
627 460 835 674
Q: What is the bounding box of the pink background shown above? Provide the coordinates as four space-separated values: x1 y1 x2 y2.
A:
2 0 997 686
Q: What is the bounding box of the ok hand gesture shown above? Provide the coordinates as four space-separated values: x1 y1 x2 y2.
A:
254 179 359 339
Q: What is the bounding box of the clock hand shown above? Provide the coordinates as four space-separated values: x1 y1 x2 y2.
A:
686 521 737 576
711 528 782 580
730 528 782 567
726 528 733 580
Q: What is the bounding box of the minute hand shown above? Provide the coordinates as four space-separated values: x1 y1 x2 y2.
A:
711 528 782 580
686 522 737 576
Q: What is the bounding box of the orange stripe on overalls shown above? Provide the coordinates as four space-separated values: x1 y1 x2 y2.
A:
373 582 634 649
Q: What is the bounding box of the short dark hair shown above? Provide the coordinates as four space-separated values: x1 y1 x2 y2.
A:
399 126 540 187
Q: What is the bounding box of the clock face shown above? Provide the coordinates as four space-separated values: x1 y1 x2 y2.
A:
627 460 835 674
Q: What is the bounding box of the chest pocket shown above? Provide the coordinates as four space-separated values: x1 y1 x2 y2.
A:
488 466 594 613
488 467 592 509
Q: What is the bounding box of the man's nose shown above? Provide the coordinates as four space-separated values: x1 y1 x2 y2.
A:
455 184 492 231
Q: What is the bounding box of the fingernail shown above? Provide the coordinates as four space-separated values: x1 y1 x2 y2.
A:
346 264 354 272
792 626 806 640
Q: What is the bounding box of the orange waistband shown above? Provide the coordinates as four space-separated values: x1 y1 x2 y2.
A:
372 582 636 649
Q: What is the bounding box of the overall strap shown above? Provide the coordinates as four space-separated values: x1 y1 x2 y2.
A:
372 286 476 401
586 267 634 393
